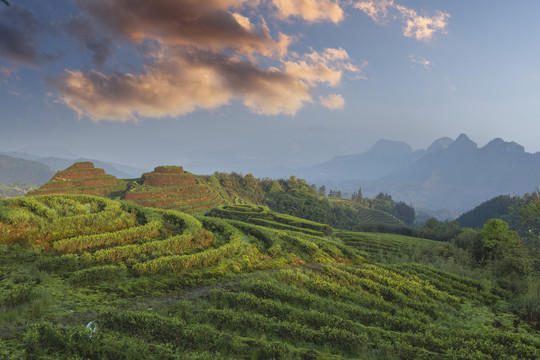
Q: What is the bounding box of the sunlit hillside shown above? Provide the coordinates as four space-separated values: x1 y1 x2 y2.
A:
1 194 538 359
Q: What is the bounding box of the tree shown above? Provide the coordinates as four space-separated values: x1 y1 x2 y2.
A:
473 219 518 263
286 175 300 193
355 187 363 202
515 192 540 250
269 181 283 194
318 185 326 197
395 201 415 226
242 173 258 190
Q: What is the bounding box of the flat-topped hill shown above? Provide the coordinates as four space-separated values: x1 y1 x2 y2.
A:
28 163 226 214
27 162 123 196
124 165 224 214
140 166 197 187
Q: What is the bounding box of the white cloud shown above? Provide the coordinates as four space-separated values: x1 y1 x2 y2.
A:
355 0 449 42
409 54 433 70
320 94 345 110
354 0 394 23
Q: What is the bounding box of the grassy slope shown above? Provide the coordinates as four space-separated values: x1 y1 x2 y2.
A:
0 195 538 359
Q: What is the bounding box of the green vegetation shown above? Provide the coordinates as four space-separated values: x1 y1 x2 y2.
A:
211 172 415 231
457 194 521 229
207 203 332 236
0 183 35 199
1 194 539 359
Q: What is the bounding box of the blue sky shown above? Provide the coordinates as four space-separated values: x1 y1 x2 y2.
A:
1 0 540 174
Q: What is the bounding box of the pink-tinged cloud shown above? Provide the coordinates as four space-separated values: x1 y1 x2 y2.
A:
284 48 358 87
396 6 449 42
78 0 289 57
354 0 449 41
55 47 358 121
319 94 345 110
53 1 360 122
272 0 344 23
54 49 317 122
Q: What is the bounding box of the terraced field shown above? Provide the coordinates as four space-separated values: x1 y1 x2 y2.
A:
110 166 225 214
356 207 404 226
328 198 405 226
208 203 332 236
27 162 125 197
336 231 440 262
1 194 538 359
29 163 225 214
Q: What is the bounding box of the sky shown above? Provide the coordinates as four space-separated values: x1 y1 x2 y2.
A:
1 0 540 174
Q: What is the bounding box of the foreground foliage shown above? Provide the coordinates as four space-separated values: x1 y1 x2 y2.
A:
0 195 538 359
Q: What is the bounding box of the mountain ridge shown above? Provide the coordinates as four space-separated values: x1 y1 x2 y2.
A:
293 134 540 212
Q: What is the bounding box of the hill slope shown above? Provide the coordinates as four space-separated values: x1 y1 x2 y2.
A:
27 161 124 196
0 155 54 185
28 163 226 214
124 166 225 213
0 194 538 359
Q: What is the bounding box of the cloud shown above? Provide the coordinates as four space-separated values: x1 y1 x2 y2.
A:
409 54 433 70
0 7 51 66
272 0 344 23
320 94 345 110
52 1 360 122
354 0 394 23
354 0 449 41
54 48 312 122
55 46 358 121
77 0 290 57
64 17 113 68
284 48 358 87
1 66 14 79
396 5 449 41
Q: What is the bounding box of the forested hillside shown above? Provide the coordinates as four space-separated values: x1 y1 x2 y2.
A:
0 155 54 186
457 194 521 228
212 172 415 230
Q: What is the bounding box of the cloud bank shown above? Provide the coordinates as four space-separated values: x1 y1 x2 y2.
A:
53 0 358 122
0 1 450 122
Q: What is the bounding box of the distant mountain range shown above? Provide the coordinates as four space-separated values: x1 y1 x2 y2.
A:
0 147 149 183
270 134 540 213
0 155 54 185
4 136 539 215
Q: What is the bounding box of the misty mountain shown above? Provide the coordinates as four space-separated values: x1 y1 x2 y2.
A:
298 134 540 213
37 157 147 179
0 149 148 179
17 145 79 160
292 139 425 183
0 155 54 185
373 134 540 211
